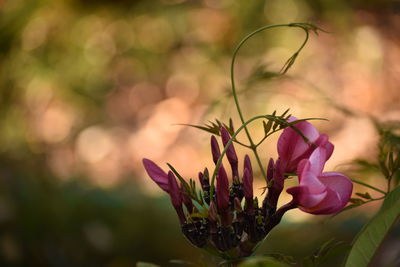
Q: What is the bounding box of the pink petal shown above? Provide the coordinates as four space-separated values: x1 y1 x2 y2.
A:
277 118 320 172
304 189 341 214
307 147 327 175
315 134 334 160
297 159 309 177
287 186 327 208
319 172 353 208
142 158 169 192
299 170 326 194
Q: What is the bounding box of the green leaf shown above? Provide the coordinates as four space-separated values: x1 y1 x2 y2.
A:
136 262 160 267
237 256 290 267
263 120 273 135
355 192 372 200
345 186 400 267
303 239 350 267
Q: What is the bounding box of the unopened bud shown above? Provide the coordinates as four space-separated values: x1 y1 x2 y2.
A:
243 167 253 199
216 165 230 211
267 158 274 182
211 136 221 164
221 127 239 178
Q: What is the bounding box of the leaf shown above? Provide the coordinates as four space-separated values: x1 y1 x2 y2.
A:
136 262 160 267
237 256 290 267
261 253 296 265
263 120 273 135
352 159 380 172
345 186 400 267
169 259 195 266
303 239 350 267
179 119 234 137
355 192 372 200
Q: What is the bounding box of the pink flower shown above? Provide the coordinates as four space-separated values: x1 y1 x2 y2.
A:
277 116 334 173
287 147 353 215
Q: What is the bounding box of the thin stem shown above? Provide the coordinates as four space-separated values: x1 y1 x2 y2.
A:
230 23 312 179
232 139 252 149
351 178 387 195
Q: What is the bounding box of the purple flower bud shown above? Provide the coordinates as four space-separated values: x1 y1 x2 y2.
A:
221 127 239 178
167 171 186 224
216 165 230 211
198 171 210 190
167 171 182 208
244 155 252 177
142 158 169 192
211 136 221 164
243 168 253 200
264 159 285 211
267 158 274 182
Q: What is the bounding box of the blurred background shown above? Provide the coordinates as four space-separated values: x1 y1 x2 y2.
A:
0 0 399 266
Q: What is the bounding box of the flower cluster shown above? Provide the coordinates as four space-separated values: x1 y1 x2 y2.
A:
142 118 352 258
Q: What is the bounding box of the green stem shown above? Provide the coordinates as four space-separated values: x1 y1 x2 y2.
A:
230 23 312 180
351 179 387 195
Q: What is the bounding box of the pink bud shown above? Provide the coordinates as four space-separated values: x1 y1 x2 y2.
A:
143 158 169 192
243 168 253 200
266 158 274 182
167 171 182 208
211 136 221 164
244 155 252 176
221 127 239 178
216 165 230 211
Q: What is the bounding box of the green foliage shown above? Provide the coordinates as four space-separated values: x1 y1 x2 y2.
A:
302 239 350 267
345 186 400 267
180 118 235 138
236 256 290 267
136 262 160 267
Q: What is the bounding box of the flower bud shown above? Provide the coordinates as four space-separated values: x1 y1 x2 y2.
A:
211 136 221 164
243 168 253 200
167 171 185 224
266 158 274 182
221 127 239 178
167 171 182 208
216 165 230 211
142 158 169 192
